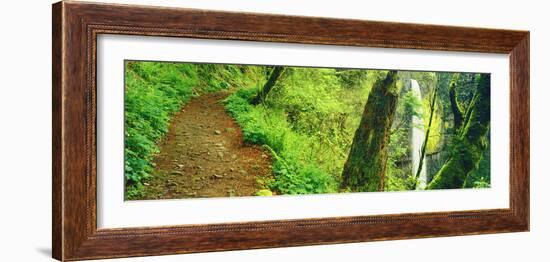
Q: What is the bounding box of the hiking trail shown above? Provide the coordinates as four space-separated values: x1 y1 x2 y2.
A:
140 90 273 199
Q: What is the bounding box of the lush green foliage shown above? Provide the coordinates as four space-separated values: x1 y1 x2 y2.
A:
125 61 491 197
124 62 262 198
125 62 198 197
224 85 338 194
224 69 387 194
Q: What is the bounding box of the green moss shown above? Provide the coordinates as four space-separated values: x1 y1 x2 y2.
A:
341 71 401 192
427 140 484 189
427 74 490 189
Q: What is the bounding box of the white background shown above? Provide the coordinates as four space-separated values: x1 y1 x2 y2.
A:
0 0 547 261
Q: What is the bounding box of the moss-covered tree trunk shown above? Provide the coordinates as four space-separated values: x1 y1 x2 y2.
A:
449 73 464 130
341 71 400 192
251 66 285 105
427 74 490 189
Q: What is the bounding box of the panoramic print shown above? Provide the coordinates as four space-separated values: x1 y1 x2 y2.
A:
124 61 491 200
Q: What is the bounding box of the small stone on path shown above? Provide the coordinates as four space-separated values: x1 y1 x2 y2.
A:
171 171 184 176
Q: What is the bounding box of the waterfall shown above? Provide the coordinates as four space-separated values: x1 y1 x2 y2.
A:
410 79 427 189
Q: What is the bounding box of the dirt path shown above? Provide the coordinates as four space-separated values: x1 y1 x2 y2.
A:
140 90 273 199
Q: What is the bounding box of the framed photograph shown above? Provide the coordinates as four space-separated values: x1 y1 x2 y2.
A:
52 1 529 261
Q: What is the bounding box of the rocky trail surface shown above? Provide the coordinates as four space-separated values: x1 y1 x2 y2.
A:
139 90 273 199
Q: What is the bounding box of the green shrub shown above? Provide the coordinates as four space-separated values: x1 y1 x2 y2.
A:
124 62 259 198
224 84 339 195
269 159 336 194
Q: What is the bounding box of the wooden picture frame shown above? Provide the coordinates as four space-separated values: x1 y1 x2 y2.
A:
52 1 529 261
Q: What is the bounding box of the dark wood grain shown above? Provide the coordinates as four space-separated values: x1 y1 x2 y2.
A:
52 1 530 261
52 2 63 260
509 35 530 227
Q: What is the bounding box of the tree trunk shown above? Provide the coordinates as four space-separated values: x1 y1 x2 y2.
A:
460 76 479 134
415 81 439 188
251 66 285 105
427 74 490 189
340 70 400 192
449 73 464 130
